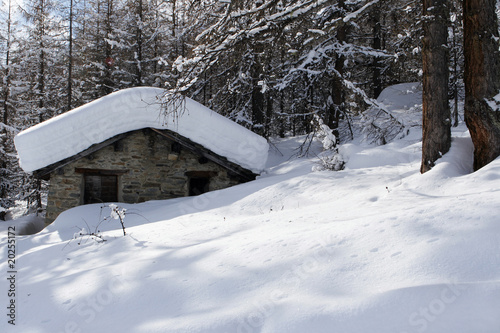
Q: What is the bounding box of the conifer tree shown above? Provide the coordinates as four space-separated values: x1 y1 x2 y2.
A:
15 0 65 210
463 0 500 170
18 0 66 122
421 0 451 173
0 0 17 210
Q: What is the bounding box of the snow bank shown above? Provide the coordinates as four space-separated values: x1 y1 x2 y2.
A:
6 126 500 333
3 83 500 333
14 215 45 235
14 87 268 173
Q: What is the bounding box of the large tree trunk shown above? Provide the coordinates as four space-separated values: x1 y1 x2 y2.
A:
463 0 500 170
421 0 451 173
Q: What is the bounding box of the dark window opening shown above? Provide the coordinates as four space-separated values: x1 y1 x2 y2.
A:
84 174 118 204
113 140 124 152
189 177 210 196
171 142 181 154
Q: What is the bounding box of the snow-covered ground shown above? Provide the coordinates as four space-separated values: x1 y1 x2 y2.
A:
1 84 500 332
0 200 46 236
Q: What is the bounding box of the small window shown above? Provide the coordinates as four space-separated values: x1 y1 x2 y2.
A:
84 174 118 204
189 177 210 196
171 142 181 154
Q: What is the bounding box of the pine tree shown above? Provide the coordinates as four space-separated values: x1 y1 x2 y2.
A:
75 0 118 98
277 1 407 142
449 0 464 127
420 0 451 173
463 0 500 170
67 0 75 111
14 0 66 210
176 1 342 136
18 0 67 122
113 0 172 87
0 0 26 211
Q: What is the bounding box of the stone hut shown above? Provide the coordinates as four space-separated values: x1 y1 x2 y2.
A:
15 88 269 225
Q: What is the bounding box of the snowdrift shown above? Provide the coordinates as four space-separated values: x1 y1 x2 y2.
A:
2 83 500 333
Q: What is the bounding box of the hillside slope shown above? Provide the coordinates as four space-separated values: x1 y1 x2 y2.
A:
1 83 500 333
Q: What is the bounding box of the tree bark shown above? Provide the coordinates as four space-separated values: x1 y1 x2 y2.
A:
67 0 73 111
371 2 383 99
327 0 347 141
421 0 451 173
3 0 12 126
134 0 144 86
463 0 500 170
36 0 47 122
103 0 114 95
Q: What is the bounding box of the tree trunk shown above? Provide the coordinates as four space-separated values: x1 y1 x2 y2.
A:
3 0 12 126
420 0 451 173
463 0 500 170
328 0 347 141
371 2 383 99
251 74 265 135
449 6 461 128
135 0 143 86
38 0 46 122
103 0 114 95
1 0 13 205
67 0 73 111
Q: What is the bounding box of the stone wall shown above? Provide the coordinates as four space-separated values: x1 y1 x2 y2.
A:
45 129 243 224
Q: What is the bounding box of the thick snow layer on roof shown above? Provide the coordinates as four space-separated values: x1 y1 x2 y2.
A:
14 87 268 173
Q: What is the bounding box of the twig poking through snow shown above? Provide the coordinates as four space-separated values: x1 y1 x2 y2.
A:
109 204 127 236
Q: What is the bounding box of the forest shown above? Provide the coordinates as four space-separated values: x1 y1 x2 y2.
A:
0 0 498 215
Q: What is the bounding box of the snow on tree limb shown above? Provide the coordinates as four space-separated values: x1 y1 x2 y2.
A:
343 0 380 23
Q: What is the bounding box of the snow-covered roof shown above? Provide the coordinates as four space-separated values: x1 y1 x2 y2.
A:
14 87 268 174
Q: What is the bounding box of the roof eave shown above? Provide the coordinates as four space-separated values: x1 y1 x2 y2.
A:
32 128 259 182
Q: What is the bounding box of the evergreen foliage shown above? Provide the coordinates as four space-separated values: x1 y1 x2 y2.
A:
0 0 495 215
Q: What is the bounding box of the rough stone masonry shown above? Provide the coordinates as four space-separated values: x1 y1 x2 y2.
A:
45 129 242 224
